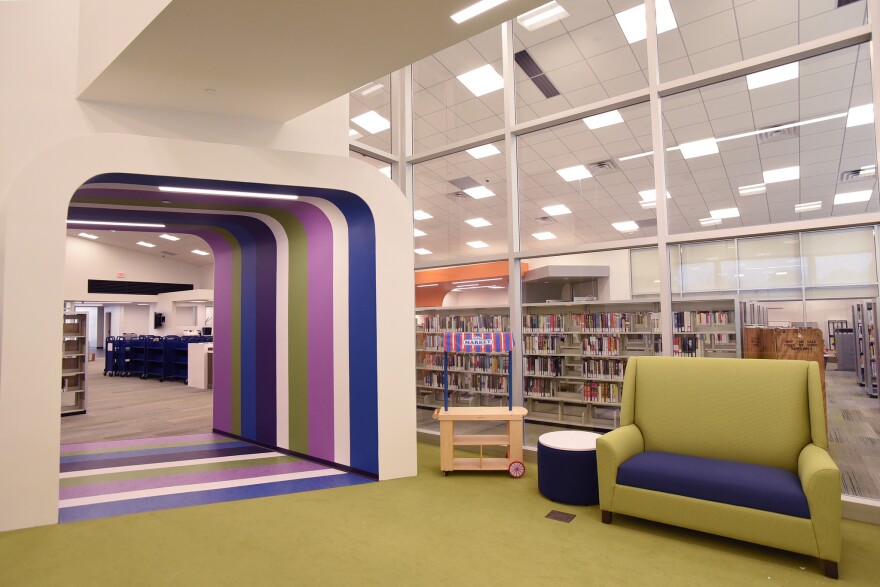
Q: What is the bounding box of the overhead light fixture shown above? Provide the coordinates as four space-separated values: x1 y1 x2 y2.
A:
463 186 496 199
465 217 492 227
762 166 799 184
612 221 639 233
775 272 788 276
466 144 501 159
619 150 655 161
451 0 508 23
159 234 180 241
414 210 433 220
190 300 208 303
639 200 656 209
466 241 490 248
414 248 433 255
583 110 624 130
77 233 99 240
457 64 504 97
451 278 503 285
414 228 427 237
556 165 592 182
678 138 719 159
157 186 299 200
417 283 439 288
517 1 569 30
137 303 150 306
348 128 362 138
738 183 766 197
350 110 391 134
136 241 156 248
834 190 873 205
379 166 391 178
615 0 677 44
746 62 799 90
191 249 210 256
709 207 740 219
846 104 874 128
360 82 383 96
532 231 557 240
542 204 572 216
638 189 671 202
860 164 877 177
699 218 722 226
794 201 822 213
67 220 166 228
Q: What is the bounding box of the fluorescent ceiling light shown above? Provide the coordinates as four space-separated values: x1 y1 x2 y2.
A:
136 241 156 248
612 221 639 233
451 278 502 284
414 248 433 255
615 0 677 44
457 64 504 97
517 1 569 31
67 220 166 228
532 231 557 240
746 62 799 90
351 110 391 134
466 241 490 248
465 217 492 228
488 285 505 289
846 104 874 128
360 83 383 96
619 150 654 161
451 0 507 23
190 300 208 303
466 144 501 159
191 249 210 256
348 128 361 138
463 186 495 199
678 138 719 159
158 186 299 200
77 233 98 240
137 303 150 306
861 164 877 177
738 184 766 197
794 201 822 213
159 234 180 241
417 283 439 288
379 166 391 178
699 218 722 226
414 228 427 237
709 207 740 219
638 189 670 202
542 204 571 216
834 190 873 205
762 166 799 184
414 210 433 220
556 164 592 182
583 110 624 130
639 200 656 209
775 272 788 276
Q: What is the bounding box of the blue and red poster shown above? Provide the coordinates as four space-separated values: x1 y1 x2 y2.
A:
443 332 515 353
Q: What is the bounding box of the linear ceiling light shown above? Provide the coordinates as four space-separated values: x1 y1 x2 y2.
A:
351 110 391 134
861 164 877 177
348 128 362 138
457 64 504 97
846 104 874 127
619 150 654 161
465 217 492 227
414 228 427 237
834 190 873 205
699 218 722 226
466 240 490 248
159 234 180 241
612 221 639 233
746 62 799 90
640 200 656 209
451 0 508 23
414 248 433 255
638 189 670 202
157 186 299 200
532 231 557 240
583 110 624 130
463 186 496 199
738 184 766 197
452 278 503 284
416 283 439 288
136 241 156 248
517 1 569 31
542 204 571 216
191 249 210 256
763 166 799 184
679 138 719 159
709 207 740 219
615 0 677 44
379 166 391 178
794 201 822 213
360 82 383 96
557 164 592 182
466 144 501 159
77 233 99 240
67 220 166 228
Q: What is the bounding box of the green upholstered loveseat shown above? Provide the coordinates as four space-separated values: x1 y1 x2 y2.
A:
596 357 841 578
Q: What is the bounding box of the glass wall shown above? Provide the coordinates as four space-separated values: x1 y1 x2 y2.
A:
349 74 393 153
348 150 392 179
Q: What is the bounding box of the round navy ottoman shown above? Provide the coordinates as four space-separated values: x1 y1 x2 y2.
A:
538 430 601 505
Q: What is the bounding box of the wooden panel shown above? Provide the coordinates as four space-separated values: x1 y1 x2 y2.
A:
434 406 528 421
451 457 510 471
452 434 510 446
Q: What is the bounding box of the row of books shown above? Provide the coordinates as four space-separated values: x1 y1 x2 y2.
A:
523 356 564 376
522 314 564 333
418 352 510 373
583 358 625 379
582 335 621 356
418 314 509 332
523 379 620 403
572 312 658 333
420 372 508 392
523 334 567 354
673 310 735 332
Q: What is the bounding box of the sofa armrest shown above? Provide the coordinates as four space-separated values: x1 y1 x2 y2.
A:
798 443 841 563
596 424 645 511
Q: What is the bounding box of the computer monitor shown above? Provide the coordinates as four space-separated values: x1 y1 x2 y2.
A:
202 326 212 336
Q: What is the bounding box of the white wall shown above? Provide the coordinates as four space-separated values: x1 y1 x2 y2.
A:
121 304 150 335
526 249 631 300
443 288 508 307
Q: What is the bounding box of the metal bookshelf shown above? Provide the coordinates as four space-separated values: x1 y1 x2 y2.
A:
61 313 88 416
852 301 879 398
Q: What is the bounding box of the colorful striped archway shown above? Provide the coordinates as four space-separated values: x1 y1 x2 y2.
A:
70 173 382 477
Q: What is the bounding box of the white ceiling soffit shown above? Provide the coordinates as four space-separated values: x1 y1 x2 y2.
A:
78 0 548 121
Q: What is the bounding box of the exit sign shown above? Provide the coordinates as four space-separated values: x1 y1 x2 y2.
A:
117 272 126 278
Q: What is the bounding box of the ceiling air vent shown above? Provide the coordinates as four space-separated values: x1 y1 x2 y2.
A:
446 191 469 201
449 176 481 191
534 216 558 226
588 160 619 175
756 123 799 144
638 218 658 229
160 251 178 256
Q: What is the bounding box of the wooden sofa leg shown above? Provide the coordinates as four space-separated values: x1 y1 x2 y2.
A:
601 510 612 524
821 560 838 579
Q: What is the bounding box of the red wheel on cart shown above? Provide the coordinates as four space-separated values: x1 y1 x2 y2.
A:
508 460 525 478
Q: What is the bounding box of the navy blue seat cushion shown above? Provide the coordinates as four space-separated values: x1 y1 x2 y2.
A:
617 451 810 519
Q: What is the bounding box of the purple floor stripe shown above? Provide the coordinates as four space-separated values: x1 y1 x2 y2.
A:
60 461 324 500
60 445 273 473
61 433 227 454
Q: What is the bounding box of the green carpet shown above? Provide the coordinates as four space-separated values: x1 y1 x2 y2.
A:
2 442 880 585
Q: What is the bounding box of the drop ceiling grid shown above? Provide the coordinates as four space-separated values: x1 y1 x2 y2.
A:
349 74 393 152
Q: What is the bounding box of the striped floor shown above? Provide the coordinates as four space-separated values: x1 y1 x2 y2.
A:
59 433 373 522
